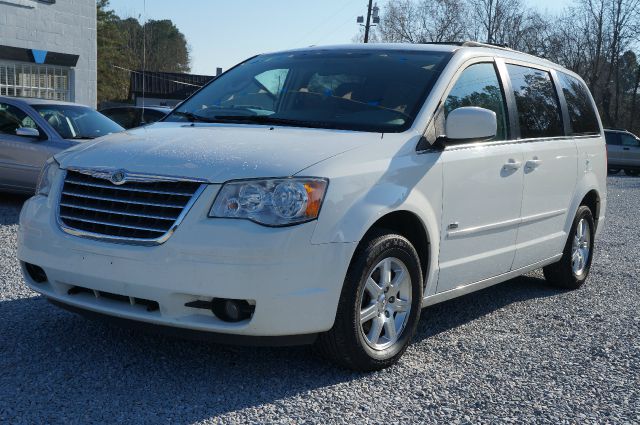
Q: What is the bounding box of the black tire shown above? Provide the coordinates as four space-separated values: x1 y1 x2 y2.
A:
624 169 640 176
543 206 595 289
607 168 621 175
316 230 423 371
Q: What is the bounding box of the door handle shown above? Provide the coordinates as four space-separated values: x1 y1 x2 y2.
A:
503 159 522 171
525 158 542 170
623 147 630 151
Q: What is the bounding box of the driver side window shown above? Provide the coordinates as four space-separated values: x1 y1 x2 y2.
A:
444 63 508 141
0 103 39 135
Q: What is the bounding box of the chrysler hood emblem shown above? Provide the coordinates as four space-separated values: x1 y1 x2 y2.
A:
110 170 127 185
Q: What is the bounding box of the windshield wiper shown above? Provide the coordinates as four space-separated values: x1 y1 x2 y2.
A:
209 115 328 128
171 110 218 123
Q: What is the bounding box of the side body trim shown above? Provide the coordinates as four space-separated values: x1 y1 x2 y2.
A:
422 254 562 307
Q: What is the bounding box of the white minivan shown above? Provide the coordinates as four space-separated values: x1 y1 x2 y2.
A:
18 42 606 370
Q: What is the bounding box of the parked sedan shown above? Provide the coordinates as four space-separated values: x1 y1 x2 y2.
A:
605 129 640 176
0 97 124 193
100 106 171 129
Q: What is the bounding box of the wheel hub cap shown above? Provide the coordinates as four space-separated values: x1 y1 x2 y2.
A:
571 218 591 276
357 257 412 351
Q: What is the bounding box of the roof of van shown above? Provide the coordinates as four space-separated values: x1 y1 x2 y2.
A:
271 41 573 78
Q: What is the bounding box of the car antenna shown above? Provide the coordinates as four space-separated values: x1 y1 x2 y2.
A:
141 0 146 121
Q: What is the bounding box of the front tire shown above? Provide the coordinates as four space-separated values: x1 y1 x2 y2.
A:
624 169 640 176
607 168 620 175
543 206 595 289
317 230 423 371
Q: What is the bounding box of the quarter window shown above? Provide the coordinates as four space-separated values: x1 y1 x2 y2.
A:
444 63 508 141
255 69 289 96
558 73 599 135
506 64 564 139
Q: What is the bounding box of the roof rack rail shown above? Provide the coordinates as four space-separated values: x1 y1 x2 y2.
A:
461 41 511 49
419 40 513 50
419 41 466 46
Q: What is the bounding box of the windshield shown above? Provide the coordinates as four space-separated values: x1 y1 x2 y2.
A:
165 49 451 133
33 105 124 139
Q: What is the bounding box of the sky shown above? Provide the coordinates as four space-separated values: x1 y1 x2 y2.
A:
107 0 573 76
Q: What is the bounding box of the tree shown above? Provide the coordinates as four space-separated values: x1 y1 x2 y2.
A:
377 0 467 43
96 0 191 104
141 20 191 73
367 0 640 132
96 0 129 103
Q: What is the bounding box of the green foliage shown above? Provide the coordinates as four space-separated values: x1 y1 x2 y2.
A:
96 0 191 104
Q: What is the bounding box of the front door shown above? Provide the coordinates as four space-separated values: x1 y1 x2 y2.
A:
437 61 524 293
0 102 56 191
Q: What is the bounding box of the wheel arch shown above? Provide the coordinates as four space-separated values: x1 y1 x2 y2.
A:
357 210 432 285
580 189 601 229
565 169 606 239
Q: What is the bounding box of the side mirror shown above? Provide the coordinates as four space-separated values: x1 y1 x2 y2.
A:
16 127 40 138
443 107 497 145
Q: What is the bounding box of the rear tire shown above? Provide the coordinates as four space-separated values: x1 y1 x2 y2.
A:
607 168 620 175
316 230 423 371
624 169 640 176
543 206 595 289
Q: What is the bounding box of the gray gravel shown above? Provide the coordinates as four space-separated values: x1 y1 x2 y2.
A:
1 177 639 424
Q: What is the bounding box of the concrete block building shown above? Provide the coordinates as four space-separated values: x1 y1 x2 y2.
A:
0 0 97 107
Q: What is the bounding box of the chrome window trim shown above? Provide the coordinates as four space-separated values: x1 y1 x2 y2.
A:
55 168 207 246
442 135 578 151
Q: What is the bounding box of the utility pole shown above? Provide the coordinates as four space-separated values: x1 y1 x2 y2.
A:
357 1 379 43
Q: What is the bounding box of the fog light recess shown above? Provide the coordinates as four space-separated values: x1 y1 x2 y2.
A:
211 298 255 323
24 262 48 283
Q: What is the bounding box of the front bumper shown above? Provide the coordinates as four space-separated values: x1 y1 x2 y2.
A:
17 187 357 339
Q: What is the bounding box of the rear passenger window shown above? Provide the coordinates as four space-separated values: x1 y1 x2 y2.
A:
506 64 564 139
558 73 600 135
444 63 508 141
621 134 640 147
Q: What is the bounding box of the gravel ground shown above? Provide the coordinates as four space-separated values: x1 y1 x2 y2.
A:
0 177 639 424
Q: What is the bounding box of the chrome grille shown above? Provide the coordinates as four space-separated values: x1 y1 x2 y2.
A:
58 170 204 243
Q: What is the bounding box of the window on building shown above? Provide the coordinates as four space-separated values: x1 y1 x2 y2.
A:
506 64 564 139
558 72 600 135
0 62 70 101
444 62 509 141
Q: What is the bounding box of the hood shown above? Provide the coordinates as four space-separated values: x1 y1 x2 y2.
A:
55 122 375 183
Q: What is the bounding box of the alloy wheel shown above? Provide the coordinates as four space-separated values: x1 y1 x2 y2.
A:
357 257 412 350
571 218 591 276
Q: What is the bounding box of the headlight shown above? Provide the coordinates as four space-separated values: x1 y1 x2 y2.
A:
36 158 59 196
210 178 328 226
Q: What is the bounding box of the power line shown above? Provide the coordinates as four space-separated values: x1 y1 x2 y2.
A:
298 1 357 45
111 65 205 87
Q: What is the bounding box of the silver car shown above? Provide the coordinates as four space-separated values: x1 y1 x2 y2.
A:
605 129 640 176
0 97 124 193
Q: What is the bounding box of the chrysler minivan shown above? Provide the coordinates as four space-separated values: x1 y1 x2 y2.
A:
18 42 606 370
